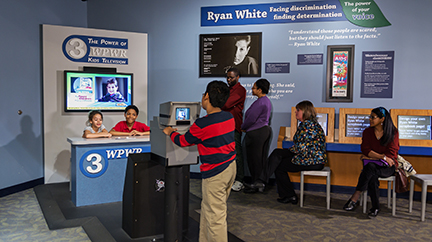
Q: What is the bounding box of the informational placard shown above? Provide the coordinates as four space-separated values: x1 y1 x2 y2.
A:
265 63 290 73
345 114 370 137
361 51 394 98
398 115 432 140
297 54 323 65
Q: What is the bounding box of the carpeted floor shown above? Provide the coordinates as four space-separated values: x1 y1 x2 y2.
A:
0 188 90 242
190 179 432 241
2 178 432 242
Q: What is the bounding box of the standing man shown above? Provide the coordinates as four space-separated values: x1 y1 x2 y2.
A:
222 67 247 192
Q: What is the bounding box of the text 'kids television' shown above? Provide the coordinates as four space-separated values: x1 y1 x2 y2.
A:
64 70 133 112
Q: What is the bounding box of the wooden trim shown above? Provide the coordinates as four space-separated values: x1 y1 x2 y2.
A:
277 126 287 149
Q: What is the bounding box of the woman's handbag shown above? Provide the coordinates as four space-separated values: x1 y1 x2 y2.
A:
395 168 409 193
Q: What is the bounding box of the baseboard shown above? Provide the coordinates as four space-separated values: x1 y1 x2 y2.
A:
0 177 44 197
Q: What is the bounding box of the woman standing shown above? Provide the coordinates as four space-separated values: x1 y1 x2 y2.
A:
242 79 272 193
343 107 399 217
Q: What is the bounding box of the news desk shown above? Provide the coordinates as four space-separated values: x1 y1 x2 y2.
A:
68 136 151 207
282 141 432 192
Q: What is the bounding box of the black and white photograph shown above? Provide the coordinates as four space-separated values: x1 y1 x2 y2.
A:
199 32 262 77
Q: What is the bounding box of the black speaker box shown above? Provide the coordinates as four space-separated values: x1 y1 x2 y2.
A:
122 153 190 239
122 153 165 238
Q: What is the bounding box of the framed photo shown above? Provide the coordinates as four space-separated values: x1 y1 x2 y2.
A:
199 32 262 77
326 45 354 102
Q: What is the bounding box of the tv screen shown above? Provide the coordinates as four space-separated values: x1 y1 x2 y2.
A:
345 114 370 137
398 115 432 140
317 113 329 136
175 107 190 121
64 71 133 112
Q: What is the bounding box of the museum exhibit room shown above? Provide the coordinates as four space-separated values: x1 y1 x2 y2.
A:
1 0 432 241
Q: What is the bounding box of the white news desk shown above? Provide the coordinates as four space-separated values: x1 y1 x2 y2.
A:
68 136 151 207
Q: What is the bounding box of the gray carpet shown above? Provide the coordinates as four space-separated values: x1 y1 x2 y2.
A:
2 179 432 242
191 179 432 241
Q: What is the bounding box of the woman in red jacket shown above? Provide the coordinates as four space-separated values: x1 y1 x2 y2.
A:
343 107 399 217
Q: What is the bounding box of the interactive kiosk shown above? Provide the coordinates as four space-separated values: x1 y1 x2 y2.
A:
122 101 201 241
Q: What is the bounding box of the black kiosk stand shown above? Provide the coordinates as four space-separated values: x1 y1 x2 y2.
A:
122 102 201 241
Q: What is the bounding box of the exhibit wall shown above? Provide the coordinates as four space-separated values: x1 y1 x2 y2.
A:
87 0 432 172
43 25 148 183
0 1 87 190
1 0 431 191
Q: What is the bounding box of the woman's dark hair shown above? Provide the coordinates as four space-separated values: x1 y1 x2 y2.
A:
295 100 317 121
125 105 139 115
372 107 397 146
255 78 270 94
205 80 230 108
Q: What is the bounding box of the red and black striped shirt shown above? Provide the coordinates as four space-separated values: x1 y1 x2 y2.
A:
170 111 236 179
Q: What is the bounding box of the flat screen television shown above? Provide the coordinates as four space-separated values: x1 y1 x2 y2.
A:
338 108 372 144
390 109 432 147
345 114 370 137
64 70 133 112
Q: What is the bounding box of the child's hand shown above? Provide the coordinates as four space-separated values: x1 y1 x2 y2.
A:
163 126 177 136
106 133 112 138
129 130 138 136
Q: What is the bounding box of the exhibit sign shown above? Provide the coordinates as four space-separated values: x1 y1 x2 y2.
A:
201 0 390 28
62 35 129 65
298 54 323 65
265 63 290 73
360 51 394 98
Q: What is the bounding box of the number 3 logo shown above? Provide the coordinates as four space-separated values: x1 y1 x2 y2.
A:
66 38 87 59
80 151 108 178
62 35 89 62
86 153 103 174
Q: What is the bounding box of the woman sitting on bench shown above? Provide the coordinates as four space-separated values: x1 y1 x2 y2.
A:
343 107 399 217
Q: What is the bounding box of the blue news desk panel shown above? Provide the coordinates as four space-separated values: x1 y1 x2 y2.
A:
68 136 151 207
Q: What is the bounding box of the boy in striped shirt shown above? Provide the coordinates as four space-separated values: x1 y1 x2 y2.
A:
163 80 236 242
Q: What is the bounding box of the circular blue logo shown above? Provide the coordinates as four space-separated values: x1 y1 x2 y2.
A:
62 35 89 62
79 150 109 178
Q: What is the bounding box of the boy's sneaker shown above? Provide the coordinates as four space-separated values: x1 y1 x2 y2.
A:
231 180 244 192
